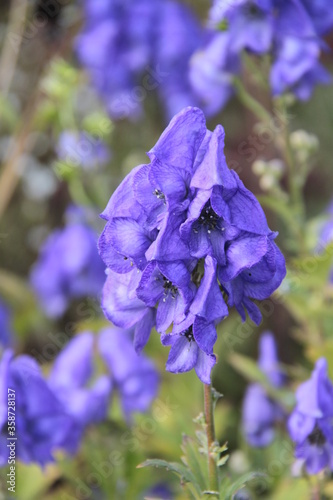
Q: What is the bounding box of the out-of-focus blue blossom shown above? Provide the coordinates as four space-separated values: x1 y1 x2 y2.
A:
288 358 333 474
191 0 333 114
56 131 111 170
189 32 240 117
0 300 13 348
0 327 159 465
143 483 174 500
49 332 112 427
300 0 333 36
270 37 331 100
76 0 202 121
30 207 106 318
209 0 274 54
242 332 285 447
152 1 203 120
0 349 79 466
98 327 160 421
99 107 285 382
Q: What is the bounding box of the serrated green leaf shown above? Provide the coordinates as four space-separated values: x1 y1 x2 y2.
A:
137 459 201 495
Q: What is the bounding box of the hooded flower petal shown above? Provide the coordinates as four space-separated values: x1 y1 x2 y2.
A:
148 107 206 171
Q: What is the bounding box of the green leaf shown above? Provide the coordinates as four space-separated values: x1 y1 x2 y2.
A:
217 455 229 468
181 434 208 491
137 459 202 496
221 472 266 500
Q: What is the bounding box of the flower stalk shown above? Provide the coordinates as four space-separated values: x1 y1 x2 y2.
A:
204 383 219 493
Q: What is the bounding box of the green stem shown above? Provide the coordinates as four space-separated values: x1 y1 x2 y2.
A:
233 77 272 124
204 383 219 492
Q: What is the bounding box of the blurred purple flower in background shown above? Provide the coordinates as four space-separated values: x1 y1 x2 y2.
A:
0 327 160 465
99 107 286 382
30 206 106 318
0 300 13 348
99 327 160 421
189 32 240 117
288 358 333 474
242 332 285 447
190 0 333 115
56 131 111 170
49 332 112 427
0 350 79 465
76 0 203 121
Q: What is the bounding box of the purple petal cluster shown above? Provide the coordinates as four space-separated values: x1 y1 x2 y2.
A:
30 207 106 318
99 107 286 383
242 332 285 447
191 0 332 114
288 358 333 474
0 328 159 465
76 0 203 121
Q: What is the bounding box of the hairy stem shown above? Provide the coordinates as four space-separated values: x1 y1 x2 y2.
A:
204 383 219 492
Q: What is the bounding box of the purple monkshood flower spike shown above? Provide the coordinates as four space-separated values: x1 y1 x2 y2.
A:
288 358 333 475
99 106 286 383
242 332 285 447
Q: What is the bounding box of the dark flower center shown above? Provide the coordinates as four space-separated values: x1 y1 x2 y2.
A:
193 202 223 234
308 425 326 446
162 276 178 300
153 188 166 204
245 3 261 18
182 326 194 342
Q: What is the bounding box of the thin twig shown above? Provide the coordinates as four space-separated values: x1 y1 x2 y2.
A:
0 0 29 97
